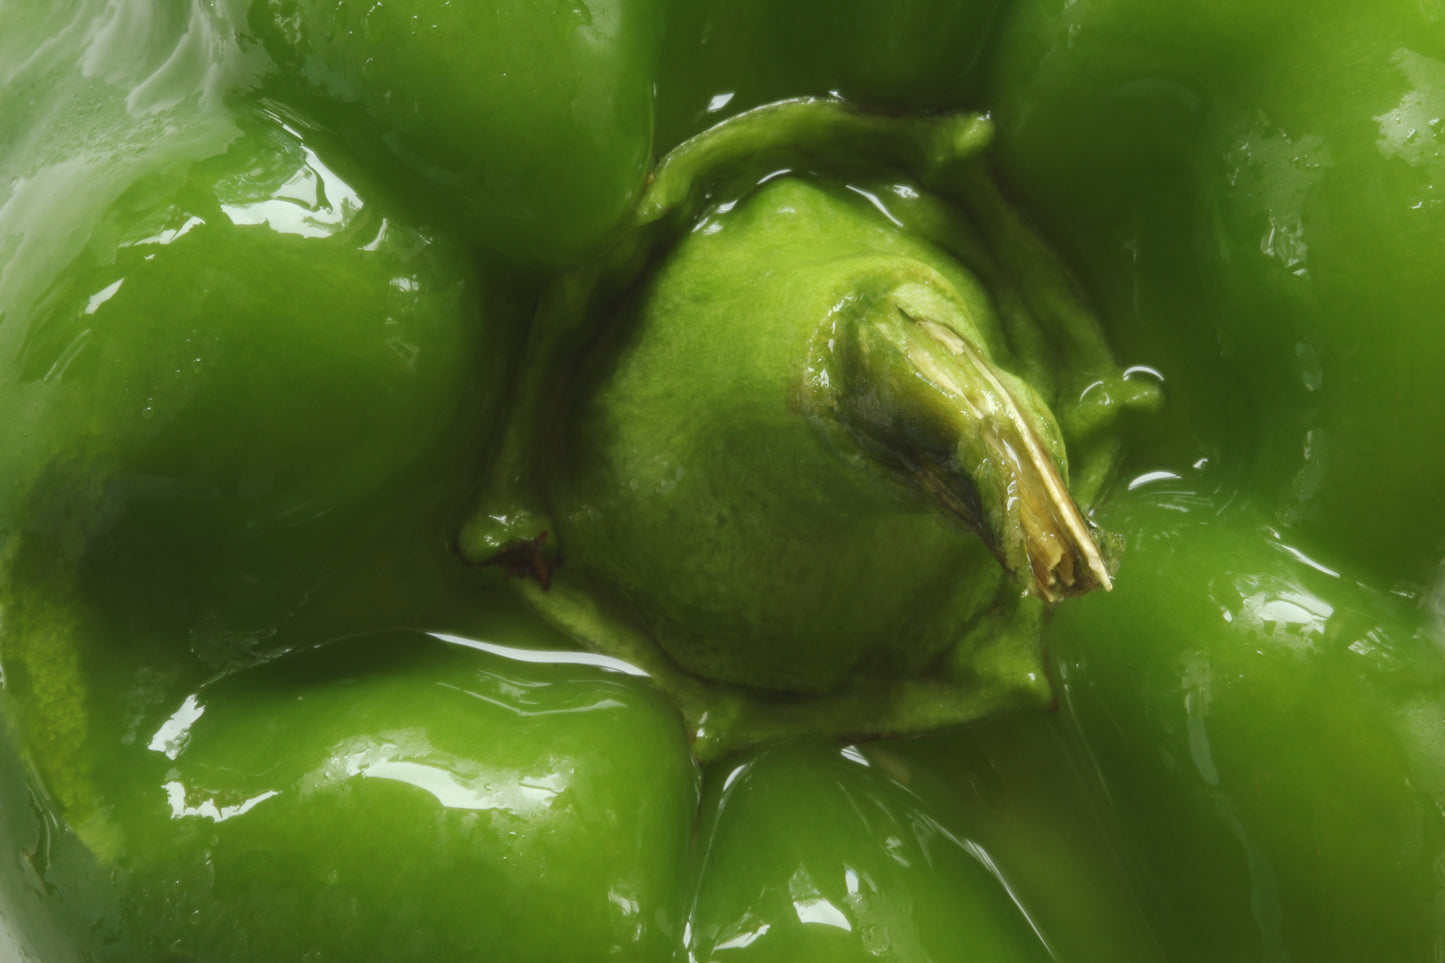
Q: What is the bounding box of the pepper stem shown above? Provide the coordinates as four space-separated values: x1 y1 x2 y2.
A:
831 281 1112 602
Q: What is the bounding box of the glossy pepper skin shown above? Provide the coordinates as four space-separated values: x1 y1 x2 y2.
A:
985 0 1445 586
245 0 664 269
979 3 1445 955
2 2 1445 962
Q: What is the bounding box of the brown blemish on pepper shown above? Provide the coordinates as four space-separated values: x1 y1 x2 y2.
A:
485 531 554 590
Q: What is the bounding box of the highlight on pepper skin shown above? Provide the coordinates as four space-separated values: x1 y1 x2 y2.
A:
1 0 1443 960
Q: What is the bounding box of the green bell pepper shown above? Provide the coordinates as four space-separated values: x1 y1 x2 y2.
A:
2 1 1444 960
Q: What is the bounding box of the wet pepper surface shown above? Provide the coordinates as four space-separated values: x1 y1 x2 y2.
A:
2 2 1445 960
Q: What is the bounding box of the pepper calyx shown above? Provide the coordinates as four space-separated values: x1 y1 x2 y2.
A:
460 99 1160 755
823 285 1113 602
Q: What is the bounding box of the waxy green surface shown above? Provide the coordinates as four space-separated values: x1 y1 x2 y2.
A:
106 633 699 962
247 0 664 268
983 0 1445 586
458 98 1157 752
2 0 1445 960
1050 492 1445 961
552 176 1019 692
